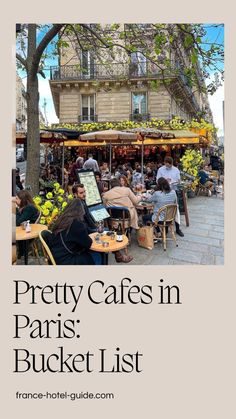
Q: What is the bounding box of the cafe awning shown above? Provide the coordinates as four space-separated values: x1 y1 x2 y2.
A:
16 130 67 145
126 128 200 145
16 128 87 145
79 129 139 142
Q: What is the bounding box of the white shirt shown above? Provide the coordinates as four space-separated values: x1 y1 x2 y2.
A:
156 165 180 185
83 157 99 172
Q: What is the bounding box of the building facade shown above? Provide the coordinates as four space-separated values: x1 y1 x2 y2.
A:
49 24 213 125
16 73 27 131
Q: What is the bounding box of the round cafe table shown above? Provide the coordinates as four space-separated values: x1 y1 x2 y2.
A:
136 202 154 212
89 232 129 265
16 224 48 265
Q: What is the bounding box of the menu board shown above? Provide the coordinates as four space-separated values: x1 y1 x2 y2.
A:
176 187 189 226
76 170 102 207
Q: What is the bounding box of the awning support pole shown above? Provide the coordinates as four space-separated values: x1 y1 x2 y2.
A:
141 140 144 183
62 142 65 187
109 141 112 174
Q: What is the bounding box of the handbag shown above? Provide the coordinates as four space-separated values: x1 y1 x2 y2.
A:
60 232 85 255
136 226 154 250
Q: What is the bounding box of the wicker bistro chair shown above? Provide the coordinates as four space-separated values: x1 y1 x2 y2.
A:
31 211 42 263
197 181 213 197
106 206 131 241
153 204 178 251
39 230 57 265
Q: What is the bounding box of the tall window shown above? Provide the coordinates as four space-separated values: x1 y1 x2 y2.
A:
81 94 95 122
132 92 147 115
130 52 147 76
81 51 95 78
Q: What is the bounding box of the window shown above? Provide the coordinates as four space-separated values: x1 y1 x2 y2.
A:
132 92 147 115
81 51 95 78
81 94 95 122
130 52 147 77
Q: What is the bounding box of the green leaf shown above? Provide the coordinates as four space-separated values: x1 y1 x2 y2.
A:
191 50 198 64
184 34 193 48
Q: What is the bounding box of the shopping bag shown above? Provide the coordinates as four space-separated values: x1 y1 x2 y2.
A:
136 226 154 250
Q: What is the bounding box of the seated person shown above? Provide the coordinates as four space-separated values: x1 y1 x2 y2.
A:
103 178 142 230
94 171 105 195
119 175 130 188
72 183 97 233
144 168 156 190
198 164 214 192
142 177 177 229
16 168 23 193
131 167 143 188
15 190 39 226
49 199 101 265
12 200 16 264
15 190 40 259
100 162 111 180
155 156 184 236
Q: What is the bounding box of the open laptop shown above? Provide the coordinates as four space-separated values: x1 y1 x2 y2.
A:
76 169 110 222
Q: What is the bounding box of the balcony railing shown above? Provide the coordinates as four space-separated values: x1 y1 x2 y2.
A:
50 62 202 113
50 62 165 81
78 114 98 123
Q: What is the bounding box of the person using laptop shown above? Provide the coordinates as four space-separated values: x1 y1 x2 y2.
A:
73 182 133 264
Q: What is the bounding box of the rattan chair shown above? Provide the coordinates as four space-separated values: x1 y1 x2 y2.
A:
197 182 212 196
39 230 57 265
153 204 178 251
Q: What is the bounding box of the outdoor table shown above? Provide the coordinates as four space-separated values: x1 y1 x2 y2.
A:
136 202 154 213
133 188 146 195
89 232 129 265
16 224 48 265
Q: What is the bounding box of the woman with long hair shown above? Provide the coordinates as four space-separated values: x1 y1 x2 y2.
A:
142 177 177 226
119 175 129 188
16 190 39 226
49 199 101 265
15 190 40 260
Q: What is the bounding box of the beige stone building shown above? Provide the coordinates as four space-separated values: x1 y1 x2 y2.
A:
16 73 27 130
49 25 213 125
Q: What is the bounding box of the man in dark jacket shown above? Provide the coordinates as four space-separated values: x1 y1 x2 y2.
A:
72 183 97 233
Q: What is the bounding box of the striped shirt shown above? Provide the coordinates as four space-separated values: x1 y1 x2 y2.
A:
145 190 177 222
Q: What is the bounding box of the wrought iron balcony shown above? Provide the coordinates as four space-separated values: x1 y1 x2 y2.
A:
50 62 164 81
50 61 202 113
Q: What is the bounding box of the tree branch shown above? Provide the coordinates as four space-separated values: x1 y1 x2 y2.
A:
16 53 28 71
30 24 65 77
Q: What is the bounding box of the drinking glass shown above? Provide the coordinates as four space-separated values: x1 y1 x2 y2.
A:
97 221 104 236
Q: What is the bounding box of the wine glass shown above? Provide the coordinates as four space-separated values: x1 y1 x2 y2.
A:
97 220 104 237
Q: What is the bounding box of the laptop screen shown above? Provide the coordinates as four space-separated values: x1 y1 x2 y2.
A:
76 170 102 207
89 205 110 222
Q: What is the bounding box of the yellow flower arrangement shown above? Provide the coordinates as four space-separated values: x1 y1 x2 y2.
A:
180 149 203 191
51 117 215 137
33 184 74 227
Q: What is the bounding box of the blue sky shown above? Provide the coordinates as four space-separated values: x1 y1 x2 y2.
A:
18 24 224 135
203 24 224 136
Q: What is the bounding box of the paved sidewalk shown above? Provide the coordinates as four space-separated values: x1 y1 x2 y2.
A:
109 193 224 265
